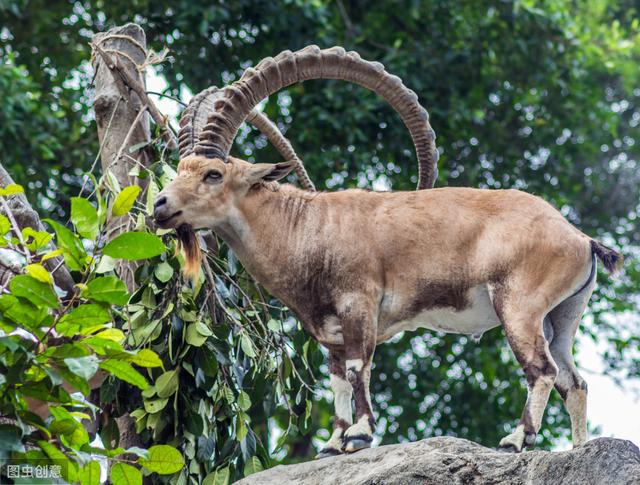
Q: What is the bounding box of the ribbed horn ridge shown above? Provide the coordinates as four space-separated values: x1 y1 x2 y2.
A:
195 45 439 190
178 86 315 190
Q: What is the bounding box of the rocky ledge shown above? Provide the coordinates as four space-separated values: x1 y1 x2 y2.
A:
237 436 640 485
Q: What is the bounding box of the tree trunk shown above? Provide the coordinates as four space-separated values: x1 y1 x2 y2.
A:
92 22 152 292
91 22 154 452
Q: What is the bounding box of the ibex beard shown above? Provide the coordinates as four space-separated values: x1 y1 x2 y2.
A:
154 154 621 457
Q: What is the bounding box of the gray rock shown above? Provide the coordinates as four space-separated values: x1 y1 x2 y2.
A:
237 437 640 485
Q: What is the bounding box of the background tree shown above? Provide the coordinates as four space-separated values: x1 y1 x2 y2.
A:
1 0 638 475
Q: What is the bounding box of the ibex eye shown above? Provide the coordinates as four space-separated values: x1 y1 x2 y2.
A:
203 170 222 183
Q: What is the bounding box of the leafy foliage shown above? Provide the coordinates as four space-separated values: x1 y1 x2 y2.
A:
0 183 184 483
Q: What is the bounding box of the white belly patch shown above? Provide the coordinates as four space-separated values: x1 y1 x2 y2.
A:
378 284 501 342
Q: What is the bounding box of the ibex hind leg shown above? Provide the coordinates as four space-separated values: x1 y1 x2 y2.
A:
492 287 559 452
547 278 595 448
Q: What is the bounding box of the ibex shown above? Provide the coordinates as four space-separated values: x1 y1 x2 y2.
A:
154 46 621 457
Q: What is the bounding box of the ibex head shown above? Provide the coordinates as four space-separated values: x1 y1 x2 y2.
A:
153 156 293 278
154 156 293 230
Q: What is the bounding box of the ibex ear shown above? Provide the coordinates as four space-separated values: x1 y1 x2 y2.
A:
246 162 294 185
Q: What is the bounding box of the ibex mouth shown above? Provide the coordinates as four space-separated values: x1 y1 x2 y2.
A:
155 210 183 228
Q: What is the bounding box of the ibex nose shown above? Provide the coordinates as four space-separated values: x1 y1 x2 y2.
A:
154 196 167 209
153 195 170 222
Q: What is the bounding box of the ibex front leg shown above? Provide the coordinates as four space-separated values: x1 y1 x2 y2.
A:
341 299 377 453
316 350 352 458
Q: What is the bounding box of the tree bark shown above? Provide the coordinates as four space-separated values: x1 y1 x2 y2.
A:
0 164 75 293
92 23 152 292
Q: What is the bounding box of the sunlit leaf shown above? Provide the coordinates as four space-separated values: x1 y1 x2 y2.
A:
9 274 58 308
0 183 24 196
102 232 165 260
99 360 148 390
57 304 111 336
155 369 179 398
129 348 163 368
45 218 87 271
25 263 53 284
71 197 99 239
79 460 101 485
112 185 141 216
144 397 169 414
111 463 142 485
138 445 184 475
85 275 129 305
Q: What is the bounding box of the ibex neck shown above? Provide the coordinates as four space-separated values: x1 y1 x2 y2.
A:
212 184 317 284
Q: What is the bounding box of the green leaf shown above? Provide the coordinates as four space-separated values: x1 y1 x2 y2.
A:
203 466 230 485
240 334 256 358
100 360 148 390
102 232 165 260
0 294 49 328
186 323 208 347
267 319 282 332
0 214 10 234
144 397 169 414
238 391 251 412
85 275 130 305
95 254 116 273
146 179 159 216
38 440 77 482
45 218 87 271
111 463 142 485
139 445 184 475
112 185 141 216
155 369 179 398
79 460 101 485
243 456 263 476
25 263 53 284
0 183 24 196
9 274 58 308
23 227 52 250
196 321 213 337
129 348 163 368
50 418 79 436
154 261 174 283
64 355 99 381
71 197 99 239
57 304 112 336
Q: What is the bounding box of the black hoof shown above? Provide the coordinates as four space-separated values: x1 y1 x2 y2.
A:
497 444 521 453
343 435 373 453
315 447 342 459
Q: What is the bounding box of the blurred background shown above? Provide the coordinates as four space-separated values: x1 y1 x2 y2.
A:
1 0 638 460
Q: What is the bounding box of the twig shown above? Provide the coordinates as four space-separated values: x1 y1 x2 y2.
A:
146 91 187 107
111 104 149 174
336 0 355 47
79 96 122 197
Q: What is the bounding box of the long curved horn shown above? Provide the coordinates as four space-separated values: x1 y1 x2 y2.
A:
195 45 438 190
178 86 315 191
